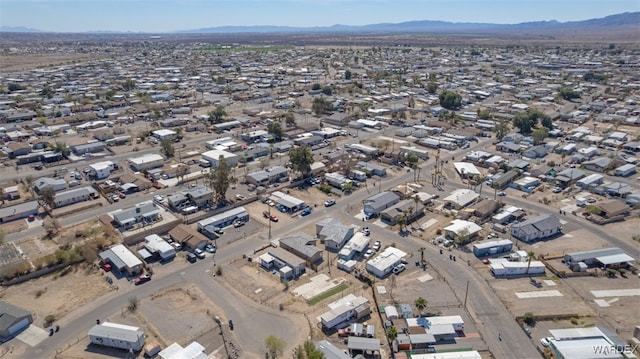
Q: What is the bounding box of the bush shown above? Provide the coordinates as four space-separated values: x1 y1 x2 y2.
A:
523 312 535 325
570 317 579 325
44 314 56 326
215 266 222 276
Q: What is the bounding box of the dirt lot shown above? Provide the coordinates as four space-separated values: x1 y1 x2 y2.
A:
0 264 114 327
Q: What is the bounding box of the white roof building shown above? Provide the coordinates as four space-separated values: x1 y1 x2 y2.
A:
366 247 407 278
444 219 482 239
443 189 479 209
453 162 481 177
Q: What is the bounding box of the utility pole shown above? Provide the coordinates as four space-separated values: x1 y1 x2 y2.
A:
464 280 470 309
214 316 231 359
268 203 272 241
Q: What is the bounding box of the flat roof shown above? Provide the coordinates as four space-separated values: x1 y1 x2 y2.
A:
347 336 380 351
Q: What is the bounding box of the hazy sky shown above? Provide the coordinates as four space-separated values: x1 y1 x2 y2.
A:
1 0 638 33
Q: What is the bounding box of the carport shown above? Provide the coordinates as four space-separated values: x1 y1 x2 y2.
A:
347 336 381 356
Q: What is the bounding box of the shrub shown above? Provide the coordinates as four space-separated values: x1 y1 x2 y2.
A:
44 314 56 326
215 266 222 276
523 312 535 325
570 317 579 325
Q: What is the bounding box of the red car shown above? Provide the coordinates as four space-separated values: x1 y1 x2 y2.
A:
119 192 126 199
153 182 162 189
102 263 112 272
134 274 151 285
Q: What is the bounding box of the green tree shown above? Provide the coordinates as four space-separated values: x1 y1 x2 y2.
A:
39 187 56 208
438 90 462 110
541 116 554 130
344 69 352 80
494 120 510 141
265 335 286 359
208 105 227 124
284 110 296 127
321 85 332 96
7 83 25 92
207 156 232 204
312 97 332 115
512 109 548 134
477 108 492 120
427 81 438 94
387 326 398 341
267 119 283 142
40 85 55 99
294 341 325 359
128 296 138 312
414 297 428 316
532 127 549 145
160 138 175 158
559 87 580 101
121 78 136 91
49 141 70 157
454 228 470 245
289 146 314 178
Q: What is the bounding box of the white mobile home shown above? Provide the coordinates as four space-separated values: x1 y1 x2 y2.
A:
88 322 145 351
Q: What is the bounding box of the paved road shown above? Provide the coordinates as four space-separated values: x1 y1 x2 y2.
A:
21 227 303 359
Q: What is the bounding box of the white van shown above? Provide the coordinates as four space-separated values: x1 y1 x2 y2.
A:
182 206 198 215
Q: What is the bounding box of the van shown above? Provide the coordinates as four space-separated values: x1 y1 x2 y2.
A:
182 206 198 215
199 159 211 168
186 253 197 263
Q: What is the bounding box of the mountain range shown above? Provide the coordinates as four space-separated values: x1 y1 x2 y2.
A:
1 12 638 34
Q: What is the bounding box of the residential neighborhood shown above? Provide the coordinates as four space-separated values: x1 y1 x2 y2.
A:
0 17 639 359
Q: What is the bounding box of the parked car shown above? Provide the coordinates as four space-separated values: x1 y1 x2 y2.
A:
119 192 126 199
552 187 562 193
540 337 552 347
363 227 370 236
194 248 205 259
392 263 406 274
134 274 151 285
263 211 279 222
372 241 381 251
110 194 119 202
497 191 506 197
153 195 164 203
186 252 197 263
363 249 375 259
301 208 312 216
233 220 245 228
324 198 336 207
171 242 182 250
236 194 246 201
205 243 216 253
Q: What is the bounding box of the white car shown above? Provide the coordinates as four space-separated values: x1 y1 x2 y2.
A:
324 199 336 207
372 241 381 251
540 337 552 347
363 249 375 259
552 187 562 193
153 195 164 203
392 263 406 274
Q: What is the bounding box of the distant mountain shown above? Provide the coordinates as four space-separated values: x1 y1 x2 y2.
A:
182 12 639 34
0 26 42 33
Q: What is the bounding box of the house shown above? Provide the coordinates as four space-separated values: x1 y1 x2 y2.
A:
88 322 145 351
346 336 381 357
363 191 400 218
602 182 633 198
0 301 33 342
582 157 612 173
99 244 143 275
271 191 306 212
443 189 479 210
339 232 370 260
555 168 586 186
52 186 98 208
325 172 352 190
3 142 31 158
547 326 629 359
576 174 604 189
316 217 357 251
366 247 407 278
197 207 249 238
522 145 547 159
184 186 214 208
489 258 545 277
143 234 176 262
510 214 561 242
70 141 104 156
245 166 288 187
2 186 19 200
158 342 207 359
356 161 387 177
129 154 164 172
614 163 636 177
0 201 39 223
380 199 424 225
33 177 67 193
453 162 481 178
201 149 238 168
443 219 482 241
473 239 513 258
564 247 634 270
318 294 370 329
278 233 323 267
492 170 519 190
315 340 351 359
89 161 116 179
112 201 161 230
259 247 306 280
597 200 629 218
168 224 208 251
152 129 177 140
496 141 521 153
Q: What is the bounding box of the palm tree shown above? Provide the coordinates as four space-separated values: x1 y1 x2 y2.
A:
418 247 426 264
526 251 536 274
413 195 421 218
386 326 398 342
492 181 500 200
414 297 428 316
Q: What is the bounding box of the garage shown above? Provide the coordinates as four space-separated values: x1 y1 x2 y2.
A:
0 301 33 341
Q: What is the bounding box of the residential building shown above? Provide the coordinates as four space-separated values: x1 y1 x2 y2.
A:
89 160 116 179
0 201 38 223
489 258 545 276
443 189 479 210
366 247 407 278
339 232 370 261
197 207 249 238
271 191 306 212
33 177 67 193
473 239 513 258
99 244 143 275
443 219 482 240
245 166 288 187
201 149 239 168
564 247 634 271
143 234 176 262
315 217 356 251
318 294 370 329
363 191 400 218
0 301 33 342
614 163 636 177
88 322 145 351
259 247 306 280
52 186 98 208
278 233 323 267
112 201 161 230
510 214 562 242
129 153 164 172
380 199 424 225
